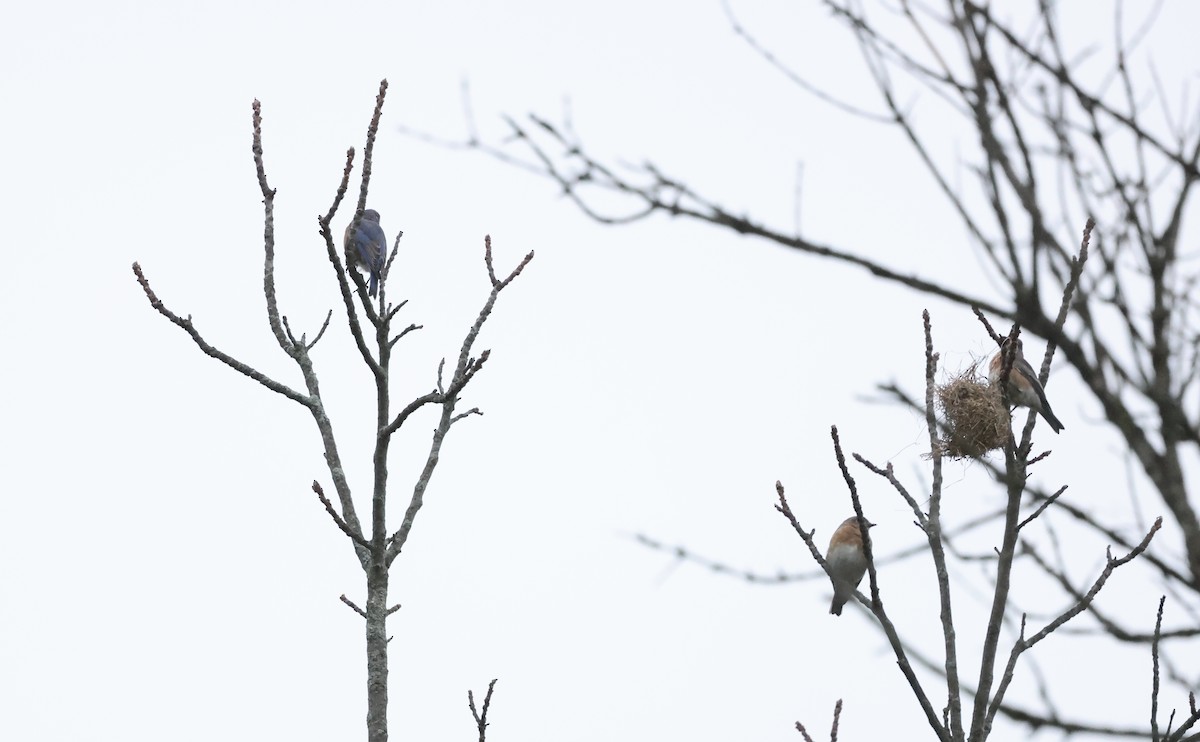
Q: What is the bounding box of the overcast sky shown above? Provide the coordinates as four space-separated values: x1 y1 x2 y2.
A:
3 1 1198 740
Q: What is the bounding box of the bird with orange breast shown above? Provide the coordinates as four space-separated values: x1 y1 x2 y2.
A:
825 516 875 616
988 337 1065 433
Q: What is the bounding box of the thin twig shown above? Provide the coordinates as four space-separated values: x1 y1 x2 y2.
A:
1017 485 1068 531
830 698 843 742
312 481 369 548
1153 595 1166 742
793 721 815 742
339 594 368 619
468 679 499 742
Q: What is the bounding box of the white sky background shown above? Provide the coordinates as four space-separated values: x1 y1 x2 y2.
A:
2 1 1198 740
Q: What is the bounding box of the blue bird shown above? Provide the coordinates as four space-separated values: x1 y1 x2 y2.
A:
344 209 386 297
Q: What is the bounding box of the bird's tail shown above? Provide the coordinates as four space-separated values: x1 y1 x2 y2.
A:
1040 405 1065 433
829 585 850 616
1030 382 1065 433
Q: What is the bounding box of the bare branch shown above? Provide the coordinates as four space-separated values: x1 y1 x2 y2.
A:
721 0 891 123
1154 595 1166 742
830 698 843 742
312 481 369 548
985 518 1163 731
919 311 963 738
775 479 949 742
899 625 1156 737
468 679 498 742
306 309 335 351
508 113 1012 317
1025 544 1198 642
250 99 295 356
451 407 483 424
281 315 299 347
795 698 843 742
388 323 423 349
385 240 534 564
131 263 311 407
794 720 815 742
1017 485 1068 531
339 594 368 619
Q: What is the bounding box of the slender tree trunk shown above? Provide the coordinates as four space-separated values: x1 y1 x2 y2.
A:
366 560 389 742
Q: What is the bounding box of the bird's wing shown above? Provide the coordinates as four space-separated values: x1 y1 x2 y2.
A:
357 222 386 268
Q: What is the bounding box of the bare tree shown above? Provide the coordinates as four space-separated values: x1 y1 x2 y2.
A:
133 80 533 742
437 0 1200 737
780 301 1163 741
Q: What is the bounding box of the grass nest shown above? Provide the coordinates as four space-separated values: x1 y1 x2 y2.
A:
933 363 1010 459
